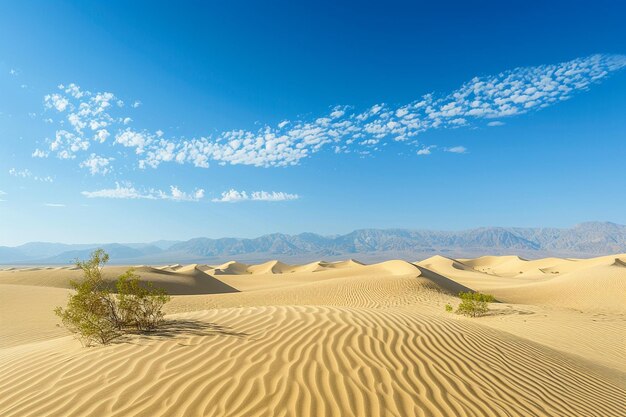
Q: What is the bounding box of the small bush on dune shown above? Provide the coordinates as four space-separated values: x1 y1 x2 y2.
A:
55 249 170 346
117 270 170 331
455 291 495 317
444 303 453 312
54 249 122 346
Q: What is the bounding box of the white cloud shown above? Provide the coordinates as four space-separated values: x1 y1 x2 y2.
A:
81 182 145 199
212 189 248 203
9 168 53 182
445 146 467 154
63 83 84 99
164 186 205 202
487 121 505 127
330 108 346 119
44 203 65 207
9 69 18 76
32 148 48 158
417 145 435 155
79 154 114 175
212 189 299 203
251 191 299 201
95 129 110 143
44 94 70 112
81 182 204 202
115 128 152 153
38 54 626 170
132 100 142 108
49 130 90 159
41 85 122 160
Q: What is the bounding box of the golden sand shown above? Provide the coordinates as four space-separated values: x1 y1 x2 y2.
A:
1 254 624 416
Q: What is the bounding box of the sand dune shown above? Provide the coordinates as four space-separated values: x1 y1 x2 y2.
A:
0 284 71 348
417 255 477 272
490 263 626 312
0 306 623 417
0 254 624 417
246 260 292 274
0 264 238 295
289 260 329 273
166 267 459 312
324 258 365 269
422 253 626 313
212 261 251 275
614 257 626 267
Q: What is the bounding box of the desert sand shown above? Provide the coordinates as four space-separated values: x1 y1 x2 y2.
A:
0 254 625 417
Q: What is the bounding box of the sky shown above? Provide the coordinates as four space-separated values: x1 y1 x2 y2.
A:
1 0 625 246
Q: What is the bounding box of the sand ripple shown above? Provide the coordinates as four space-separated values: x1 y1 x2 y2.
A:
0 306 624 417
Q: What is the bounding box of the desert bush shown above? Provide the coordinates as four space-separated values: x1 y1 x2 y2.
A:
54 249 122 346
455 291 495 317
117 270 171 331
444 303 453 312
55 249 170 346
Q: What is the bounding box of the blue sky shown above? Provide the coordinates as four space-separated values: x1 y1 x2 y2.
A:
1 0 625 245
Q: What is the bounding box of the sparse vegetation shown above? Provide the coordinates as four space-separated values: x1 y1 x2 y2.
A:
117 270 170 331
455 291 495 317
55 249 170 346
445 303 453 312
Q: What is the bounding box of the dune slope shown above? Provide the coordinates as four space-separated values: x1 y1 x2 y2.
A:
0 265 238 295
1 306 624 417
0 254 625 417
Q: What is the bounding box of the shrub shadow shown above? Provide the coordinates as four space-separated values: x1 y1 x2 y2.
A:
153 319 250 338
118 319 250 344
486 307 535 317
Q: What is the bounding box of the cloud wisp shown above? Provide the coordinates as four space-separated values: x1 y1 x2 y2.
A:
212 189 300 203
81 182 205 202
9 168 54 183
37 54 626 172
445 146 468 154
79 154 114 175
417 145 436 156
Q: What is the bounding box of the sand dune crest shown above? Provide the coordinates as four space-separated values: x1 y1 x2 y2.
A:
1 254 624 416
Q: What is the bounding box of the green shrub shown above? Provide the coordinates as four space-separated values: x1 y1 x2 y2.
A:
54 249 122 346
455 291 495 317
117 270 171 331
444 303 453 312
55 249 170 346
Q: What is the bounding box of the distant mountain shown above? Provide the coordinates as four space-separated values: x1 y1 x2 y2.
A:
0 241 167 265
169 222 625 260
1 222 624 264
39 244 164 264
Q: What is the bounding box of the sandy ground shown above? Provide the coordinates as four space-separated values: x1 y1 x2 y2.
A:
0 254 624 417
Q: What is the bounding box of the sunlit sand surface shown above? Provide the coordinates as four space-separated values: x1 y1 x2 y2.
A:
1 254 624 416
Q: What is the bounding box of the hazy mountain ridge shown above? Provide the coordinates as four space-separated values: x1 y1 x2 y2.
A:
1 222 624 264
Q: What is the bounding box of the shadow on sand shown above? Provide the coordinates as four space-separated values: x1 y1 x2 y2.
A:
486 306 535 317
119 319 251 345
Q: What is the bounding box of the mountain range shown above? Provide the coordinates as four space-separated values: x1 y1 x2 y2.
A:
1 222 624 265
